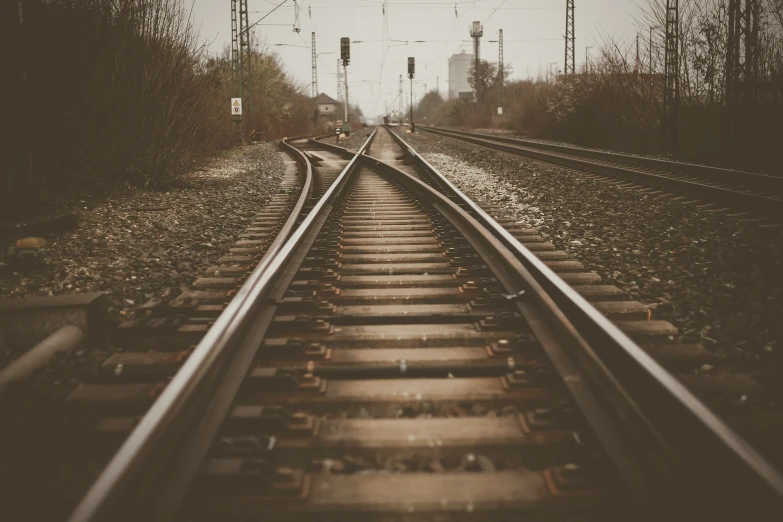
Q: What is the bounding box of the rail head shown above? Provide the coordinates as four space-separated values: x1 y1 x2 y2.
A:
68 132 376 522
385 125 783 520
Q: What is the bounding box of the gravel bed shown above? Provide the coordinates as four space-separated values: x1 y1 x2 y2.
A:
397 130 783 379
0 143 287 520
0 143 286 369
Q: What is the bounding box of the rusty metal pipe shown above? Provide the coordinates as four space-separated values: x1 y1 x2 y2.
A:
0 324 85 394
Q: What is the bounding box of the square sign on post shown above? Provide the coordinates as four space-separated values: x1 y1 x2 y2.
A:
231 98 242 117
408 57 415 79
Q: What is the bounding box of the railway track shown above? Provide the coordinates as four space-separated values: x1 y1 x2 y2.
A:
419 126 783 221
65 128 783 521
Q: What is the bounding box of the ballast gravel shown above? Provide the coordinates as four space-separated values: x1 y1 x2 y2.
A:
0 143 286 520
396 130 783 377
0 143 285 369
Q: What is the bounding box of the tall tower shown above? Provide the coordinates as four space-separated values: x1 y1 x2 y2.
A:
565 0 575 75
311 32 318 98
470 21 483 103
663 0 679 150
498 29 504 113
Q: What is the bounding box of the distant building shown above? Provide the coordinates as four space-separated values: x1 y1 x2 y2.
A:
449 50 474 100
313 93 339 130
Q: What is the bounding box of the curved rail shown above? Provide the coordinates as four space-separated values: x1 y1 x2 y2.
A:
70 127 783 521
384 126 783 521
67 136 342 521
420 126 783 218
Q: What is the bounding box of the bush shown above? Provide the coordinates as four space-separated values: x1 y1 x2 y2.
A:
3 0 317 220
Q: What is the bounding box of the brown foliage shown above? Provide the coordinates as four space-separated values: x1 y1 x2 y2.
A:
4 0 316 219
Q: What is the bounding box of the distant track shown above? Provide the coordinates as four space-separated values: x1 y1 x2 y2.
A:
420 126 783 220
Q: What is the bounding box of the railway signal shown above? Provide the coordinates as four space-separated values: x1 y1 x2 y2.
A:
408 57 415 132
340 37 351 136
340 37 350 66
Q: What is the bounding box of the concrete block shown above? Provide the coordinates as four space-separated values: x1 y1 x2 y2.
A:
0 292 108 351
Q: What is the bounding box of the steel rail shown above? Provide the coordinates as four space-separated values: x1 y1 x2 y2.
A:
420 126 783 218
384 126 783 521
68 134 375 522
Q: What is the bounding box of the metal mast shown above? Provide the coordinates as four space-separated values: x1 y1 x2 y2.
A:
663 0 679 150
311 32 318 98
498 29 504 113
565 0 575 74
230 0 241 138
470 21 483 103
238 0 253 129
399 74 403 123
336 58 343 108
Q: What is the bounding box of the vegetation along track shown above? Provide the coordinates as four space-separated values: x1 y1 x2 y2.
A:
420 126 783 223
66 127 783 522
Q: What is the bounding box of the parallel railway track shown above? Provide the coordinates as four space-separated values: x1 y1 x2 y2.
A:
66 127 783 521
419 126 783 221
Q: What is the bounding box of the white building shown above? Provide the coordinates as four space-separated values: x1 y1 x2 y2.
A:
448 50 474 100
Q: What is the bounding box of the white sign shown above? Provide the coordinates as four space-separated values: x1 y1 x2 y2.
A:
231 98 242 116
497 106 503 115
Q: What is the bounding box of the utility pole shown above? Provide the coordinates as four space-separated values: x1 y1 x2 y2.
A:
664 0 680 151
649 26 653 75
635 33 640 75
311 32 318 98
585 46 593 74
408 57 415 132
565 0 575 74
470 21 483 103
399 74 404 124
498 29 504 115
436 76 440 96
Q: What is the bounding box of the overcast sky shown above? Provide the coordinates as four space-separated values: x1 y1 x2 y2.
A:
190 0 645 118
